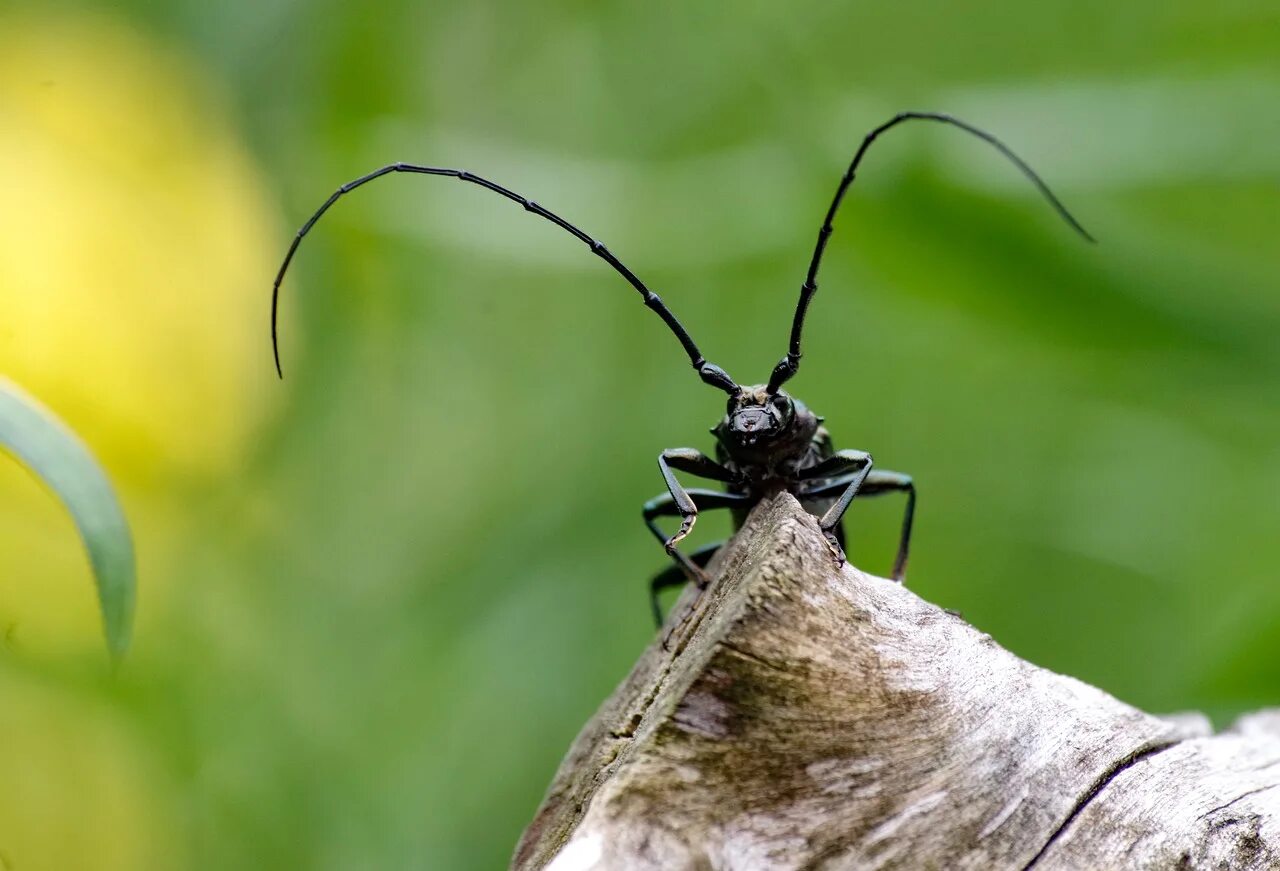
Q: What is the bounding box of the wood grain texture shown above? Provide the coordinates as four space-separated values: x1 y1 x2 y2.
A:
513 492 1280 870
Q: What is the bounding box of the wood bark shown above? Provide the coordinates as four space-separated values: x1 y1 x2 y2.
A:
513 492 1280 870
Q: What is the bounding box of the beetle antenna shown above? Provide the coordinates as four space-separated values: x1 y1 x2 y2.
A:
766 111 1094 394
271 164 739 395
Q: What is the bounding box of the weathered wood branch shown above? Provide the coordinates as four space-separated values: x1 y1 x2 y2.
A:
514 492 1280 870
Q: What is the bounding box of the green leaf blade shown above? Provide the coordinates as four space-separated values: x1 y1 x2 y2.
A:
0 378 136 660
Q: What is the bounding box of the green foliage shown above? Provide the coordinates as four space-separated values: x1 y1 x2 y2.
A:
0 379 134 660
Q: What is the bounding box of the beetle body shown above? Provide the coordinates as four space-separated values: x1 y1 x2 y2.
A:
642 386 915 636
269 112 1090 640
717 394 835 516
713 390 845 537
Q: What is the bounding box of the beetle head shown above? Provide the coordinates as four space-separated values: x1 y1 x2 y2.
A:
713 385 803 450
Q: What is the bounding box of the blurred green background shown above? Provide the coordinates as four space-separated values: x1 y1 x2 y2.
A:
2 0 1279 867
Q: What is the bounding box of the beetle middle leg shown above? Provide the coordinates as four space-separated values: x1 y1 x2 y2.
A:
800 469 915 581
648 541 723 627
644 487 747 648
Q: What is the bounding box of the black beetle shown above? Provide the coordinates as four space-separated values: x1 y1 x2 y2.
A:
270 111 1091 638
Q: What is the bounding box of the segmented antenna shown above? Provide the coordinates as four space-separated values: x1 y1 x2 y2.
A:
767 111 1094 394
270 164 739 394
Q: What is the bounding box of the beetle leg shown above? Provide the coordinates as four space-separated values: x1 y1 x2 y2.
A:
653 447 737 559
644 488 747 649
797 447 873 481
649 542 723 627
799 468 915 582
643 485 746 585
799 449 874 564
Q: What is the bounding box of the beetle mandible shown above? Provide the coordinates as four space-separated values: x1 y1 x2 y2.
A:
270 112 1092 636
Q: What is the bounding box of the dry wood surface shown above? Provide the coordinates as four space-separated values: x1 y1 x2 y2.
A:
514 493 1280 870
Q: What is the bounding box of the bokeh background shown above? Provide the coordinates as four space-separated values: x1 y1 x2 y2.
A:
2 1 1279 867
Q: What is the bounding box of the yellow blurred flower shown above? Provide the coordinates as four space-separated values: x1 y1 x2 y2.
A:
0 11 277 480
0 11 280 651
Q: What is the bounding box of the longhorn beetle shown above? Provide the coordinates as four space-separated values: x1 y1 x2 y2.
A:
270 112 1092 636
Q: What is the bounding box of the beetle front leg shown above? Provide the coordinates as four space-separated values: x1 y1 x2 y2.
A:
653 448 736 568
800 449 874 564
643 483 745 585
801 468 914 581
